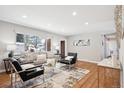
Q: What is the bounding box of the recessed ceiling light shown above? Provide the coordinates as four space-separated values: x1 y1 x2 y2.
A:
85 22 89 25
22 15 27 18
47 24 51 26
72 11 77 16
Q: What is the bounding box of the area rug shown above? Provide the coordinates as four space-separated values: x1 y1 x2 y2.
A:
15 63 90 88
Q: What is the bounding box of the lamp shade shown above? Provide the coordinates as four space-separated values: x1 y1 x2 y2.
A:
55 46 59 50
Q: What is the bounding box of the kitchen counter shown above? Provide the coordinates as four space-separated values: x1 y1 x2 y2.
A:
98 58 120 69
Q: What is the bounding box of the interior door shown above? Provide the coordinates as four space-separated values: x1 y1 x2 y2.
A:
60 40 65 58
47 39 51 51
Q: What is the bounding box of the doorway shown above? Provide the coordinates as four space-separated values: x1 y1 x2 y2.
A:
60 40 65 58
47 39 51 51
103 33 118 59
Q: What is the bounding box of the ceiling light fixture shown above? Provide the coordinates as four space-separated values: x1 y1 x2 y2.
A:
72 11 77 16
47 24 51 26
85 22 89 25
22 15 27 18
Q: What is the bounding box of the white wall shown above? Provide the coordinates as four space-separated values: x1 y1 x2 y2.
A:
0 20 67 72
67 32 105 63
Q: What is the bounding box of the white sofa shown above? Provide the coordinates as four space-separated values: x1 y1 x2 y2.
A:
17 51 57 74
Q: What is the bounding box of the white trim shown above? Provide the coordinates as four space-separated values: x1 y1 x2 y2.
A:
0 69 5 73
78 59 100 64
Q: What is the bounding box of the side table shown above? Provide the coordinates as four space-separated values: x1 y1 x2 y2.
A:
3 58 11 73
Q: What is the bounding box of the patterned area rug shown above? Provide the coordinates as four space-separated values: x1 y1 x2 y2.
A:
15 63 89 88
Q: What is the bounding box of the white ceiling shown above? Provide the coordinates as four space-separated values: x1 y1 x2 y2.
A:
0 5 115 36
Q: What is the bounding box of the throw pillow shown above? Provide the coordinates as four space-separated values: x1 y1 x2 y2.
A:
35 54 47 64
65 56 74 60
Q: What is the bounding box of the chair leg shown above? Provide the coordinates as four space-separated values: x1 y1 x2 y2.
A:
15 73 17 88
67 64 71 71
23 83 26 88
10 67 13 88
22 81 26 88
52 68 55 75
43 74 45 83
14 73 16 87
69 65 70 70
53 68 54 73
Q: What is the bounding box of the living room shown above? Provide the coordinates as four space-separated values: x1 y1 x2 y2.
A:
0 4 123 89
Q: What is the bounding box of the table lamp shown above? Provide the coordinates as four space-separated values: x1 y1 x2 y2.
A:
7 44 16 58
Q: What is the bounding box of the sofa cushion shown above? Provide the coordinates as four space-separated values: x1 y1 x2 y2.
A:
65 56 74 60
46 58 56 67
45 58 56 73
21 64 35 70
47 52 55 58
25 52 37 62
34 54 47 65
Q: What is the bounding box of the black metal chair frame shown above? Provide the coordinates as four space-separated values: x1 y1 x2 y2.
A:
9 59 45 88
59 52 77 70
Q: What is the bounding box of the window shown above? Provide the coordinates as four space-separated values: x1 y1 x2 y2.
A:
16 33 46 53
16 33 24 43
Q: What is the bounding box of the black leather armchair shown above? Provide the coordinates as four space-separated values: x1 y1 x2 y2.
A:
59 52 77 69
9 59 44 87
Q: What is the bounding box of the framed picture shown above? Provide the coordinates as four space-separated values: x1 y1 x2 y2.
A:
73 39 90 46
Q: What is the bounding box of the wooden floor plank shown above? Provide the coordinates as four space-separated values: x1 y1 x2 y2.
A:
0 72 10 88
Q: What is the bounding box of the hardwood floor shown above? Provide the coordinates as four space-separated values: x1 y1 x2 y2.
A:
0 72 10 88
0 61 119 88
74 61 98 88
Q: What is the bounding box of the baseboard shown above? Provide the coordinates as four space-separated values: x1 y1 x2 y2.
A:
0 69 5 73
78 59 100 64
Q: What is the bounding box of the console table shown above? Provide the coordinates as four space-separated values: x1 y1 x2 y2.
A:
3 58 11 73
